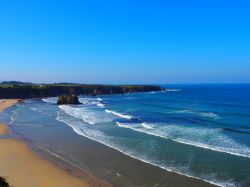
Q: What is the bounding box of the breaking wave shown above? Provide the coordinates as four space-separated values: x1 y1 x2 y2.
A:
105 109 133 119
165 89 182 92
171 110 220 119
116 122 250 158
58 105 114 125
57 114 227 187
42 97 58 104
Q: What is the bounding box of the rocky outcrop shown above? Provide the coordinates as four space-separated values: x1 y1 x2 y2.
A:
0 177 9 187
57 95 80 105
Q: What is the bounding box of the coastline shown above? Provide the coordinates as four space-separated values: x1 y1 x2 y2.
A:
0 99 111 187
0 99 219 187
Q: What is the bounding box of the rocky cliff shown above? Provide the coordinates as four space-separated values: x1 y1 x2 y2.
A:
0 84 165 99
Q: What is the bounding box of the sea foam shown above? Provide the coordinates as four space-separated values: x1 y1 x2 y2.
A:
165 89 182 92
141 122 154 129
171 110 220 119
105 109 133 119
59 105 113 125
116 122 250 158
42 97 58 104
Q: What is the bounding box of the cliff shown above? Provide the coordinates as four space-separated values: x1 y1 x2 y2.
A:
0 84 164 99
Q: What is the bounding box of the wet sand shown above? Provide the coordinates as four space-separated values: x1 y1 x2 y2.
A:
0 123 8 135
0 99 111 187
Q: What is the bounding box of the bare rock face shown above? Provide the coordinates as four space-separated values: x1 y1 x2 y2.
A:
57 94 80 105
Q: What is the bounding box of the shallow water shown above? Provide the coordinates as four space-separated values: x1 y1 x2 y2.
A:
1 84 250 186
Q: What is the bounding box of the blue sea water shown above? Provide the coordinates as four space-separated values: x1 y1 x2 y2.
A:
1 84 250 186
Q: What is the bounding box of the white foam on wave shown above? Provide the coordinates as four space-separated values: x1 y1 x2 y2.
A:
116 122 250 158
117 122 154 130
200 112 219 119
9 109 18 125
78 98 98 105
97 103 105 107
171 110 220 119
42 97 58 104
141 122 154 129
59 105 113 125
123 97 137 100
78 97 105 108
165 89 182 92
116 122 132 128
105 109 133 119
56 113 225 187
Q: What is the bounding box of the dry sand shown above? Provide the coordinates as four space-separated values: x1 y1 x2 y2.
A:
0 138 91 187
0 99 102 187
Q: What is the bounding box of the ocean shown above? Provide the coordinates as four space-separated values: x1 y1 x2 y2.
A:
1 84 250 187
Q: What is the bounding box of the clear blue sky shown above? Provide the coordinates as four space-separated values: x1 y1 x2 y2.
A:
0 0 249 84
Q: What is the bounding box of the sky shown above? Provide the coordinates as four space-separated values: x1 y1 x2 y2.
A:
0 0 249 84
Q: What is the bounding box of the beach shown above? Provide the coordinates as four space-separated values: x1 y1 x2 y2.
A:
0 98 220 187
1 0 249 186
1 85 249 187
0 99 110 187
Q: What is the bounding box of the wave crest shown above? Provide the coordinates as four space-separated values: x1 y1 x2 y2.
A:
59 105 113 125
166 89 182 92
170 110 220 119
105 109 133 119
116 122 250 158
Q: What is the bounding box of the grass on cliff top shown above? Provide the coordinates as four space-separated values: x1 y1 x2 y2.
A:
0 84 14 88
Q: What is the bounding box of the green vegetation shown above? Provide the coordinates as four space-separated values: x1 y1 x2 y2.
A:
0 84 13 88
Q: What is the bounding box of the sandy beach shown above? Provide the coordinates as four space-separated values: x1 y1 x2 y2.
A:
0 99 20 113
0 99 110 187
0 98 219 187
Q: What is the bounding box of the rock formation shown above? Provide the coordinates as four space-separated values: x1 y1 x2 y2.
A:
57 95 80 105
0 177 9 187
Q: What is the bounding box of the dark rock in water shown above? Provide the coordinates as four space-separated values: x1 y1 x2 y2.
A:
0 177 9 187
57 95 80 105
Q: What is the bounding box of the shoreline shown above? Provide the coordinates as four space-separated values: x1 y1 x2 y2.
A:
0 99 111 187
1 99 218 187
71 130 221 187
23 116 218 187
60 123 219 187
